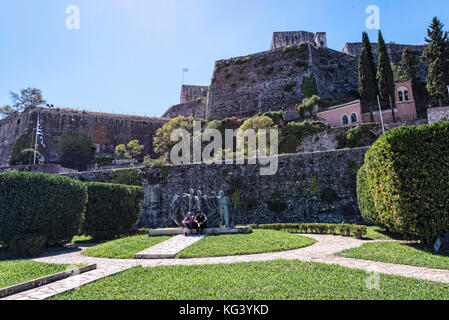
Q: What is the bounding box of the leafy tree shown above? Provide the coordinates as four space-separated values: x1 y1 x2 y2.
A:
56 132 94 171
421 17 449 106
358 32 377 120
377 30 396 121
0 88 46 116
153 116 198 161
115 140 144 161
238 115 277 157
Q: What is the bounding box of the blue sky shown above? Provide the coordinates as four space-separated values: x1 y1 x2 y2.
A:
0 0 448 117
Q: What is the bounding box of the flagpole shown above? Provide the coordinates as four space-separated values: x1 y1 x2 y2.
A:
33 114 39 165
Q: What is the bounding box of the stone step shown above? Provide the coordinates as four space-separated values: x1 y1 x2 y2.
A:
134 234 205 259
148 226 252 237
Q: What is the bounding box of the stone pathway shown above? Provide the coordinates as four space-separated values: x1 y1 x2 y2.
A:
4 234 449 300
134 234 205 259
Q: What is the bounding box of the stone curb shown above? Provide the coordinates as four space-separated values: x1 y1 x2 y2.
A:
0 263 97 298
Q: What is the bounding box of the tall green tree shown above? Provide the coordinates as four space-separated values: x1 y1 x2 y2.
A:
401 48 418 82
358 32 377 121
421 17 449 106
0 88 46 116
377 31 396 122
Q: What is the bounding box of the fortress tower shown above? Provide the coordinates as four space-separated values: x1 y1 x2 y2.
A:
270 31 327 50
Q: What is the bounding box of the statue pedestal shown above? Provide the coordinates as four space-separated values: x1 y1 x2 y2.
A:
148 226 252 237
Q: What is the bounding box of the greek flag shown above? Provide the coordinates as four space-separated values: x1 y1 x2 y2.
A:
37 119 46 149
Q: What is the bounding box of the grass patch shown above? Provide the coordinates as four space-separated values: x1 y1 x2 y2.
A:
52 260 449 300
71 235 94 244
82 235 170 259
364 226 393 240
0 261 82 289
338 241 449 270
176 230 316 259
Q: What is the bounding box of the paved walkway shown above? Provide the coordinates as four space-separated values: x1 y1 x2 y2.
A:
4 234 449 300
134 234 205 259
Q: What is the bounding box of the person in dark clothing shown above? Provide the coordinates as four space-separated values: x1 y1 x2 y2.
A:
194 210 208 235
182 212 195 235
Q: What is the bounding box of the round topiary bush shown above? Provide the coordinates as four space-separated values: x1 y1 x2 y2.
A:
82 182 145 240
0 172 88 250
356 164 380 226
365 122 449 243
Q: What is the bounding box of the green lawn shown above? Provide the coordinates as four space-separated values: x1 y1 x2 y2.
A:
338 241 449 270
52 260 449 300
176 230 316 258
364 226 394 240
0 261 82 289
82 235 170 259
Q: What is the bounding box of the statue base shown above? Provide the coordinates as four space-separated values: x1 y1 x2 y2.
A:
148 226 252 237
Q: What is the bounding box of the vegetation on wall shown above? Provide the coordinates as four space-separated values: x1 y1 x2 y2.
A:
298 95 321 118
301 73 318 98
279 121 328 154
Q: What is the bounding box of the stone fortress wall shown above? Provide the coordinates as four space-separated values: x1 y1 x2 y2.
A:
163 31 428 121
62 147 369 228
0 107 169 167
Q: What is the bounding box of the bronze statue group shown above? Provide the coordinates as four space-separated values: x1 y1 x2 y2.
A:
170 189 233 236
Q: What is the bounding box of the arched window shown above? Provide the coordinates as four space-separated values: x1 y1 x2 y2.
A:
398 86 410 102
351 113 358 123
342 115 349 125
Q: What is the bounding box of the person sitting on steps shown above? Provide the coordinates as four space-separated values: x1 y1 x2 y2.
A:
182 212 195 236
194 210 208 236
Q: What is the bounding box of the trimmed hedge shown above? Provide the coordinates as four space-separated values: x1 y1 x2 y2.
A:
357 164 380 226
0 172 88 249
365 122 449 243
82 182 145 240
251 223 367 239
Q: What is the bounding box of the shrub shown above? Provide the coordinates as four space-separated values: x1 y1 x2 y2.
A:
351 225 367 239
113 168 141 186
0 172 88 248
82 182 145 240
94 156 114 167
9 131 33 166
56 132 94 171
9 234 47 258
338 224 352 237
297 95 321 116
279 121 328 154
15 148 42 166
264 111 284 125
357 165 380 226
365 122 449 243
345 125 376 148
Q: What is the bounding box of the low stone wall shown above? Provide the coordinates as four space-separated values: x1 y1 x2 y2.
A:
428 106 449 124
0 163 78 174
64 148 369 228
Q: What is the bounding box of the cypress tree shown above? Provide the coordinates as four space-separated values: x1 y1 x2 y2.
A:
377 30 396 121
358 32 377 120
422 17 449 106
401 48 418 82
